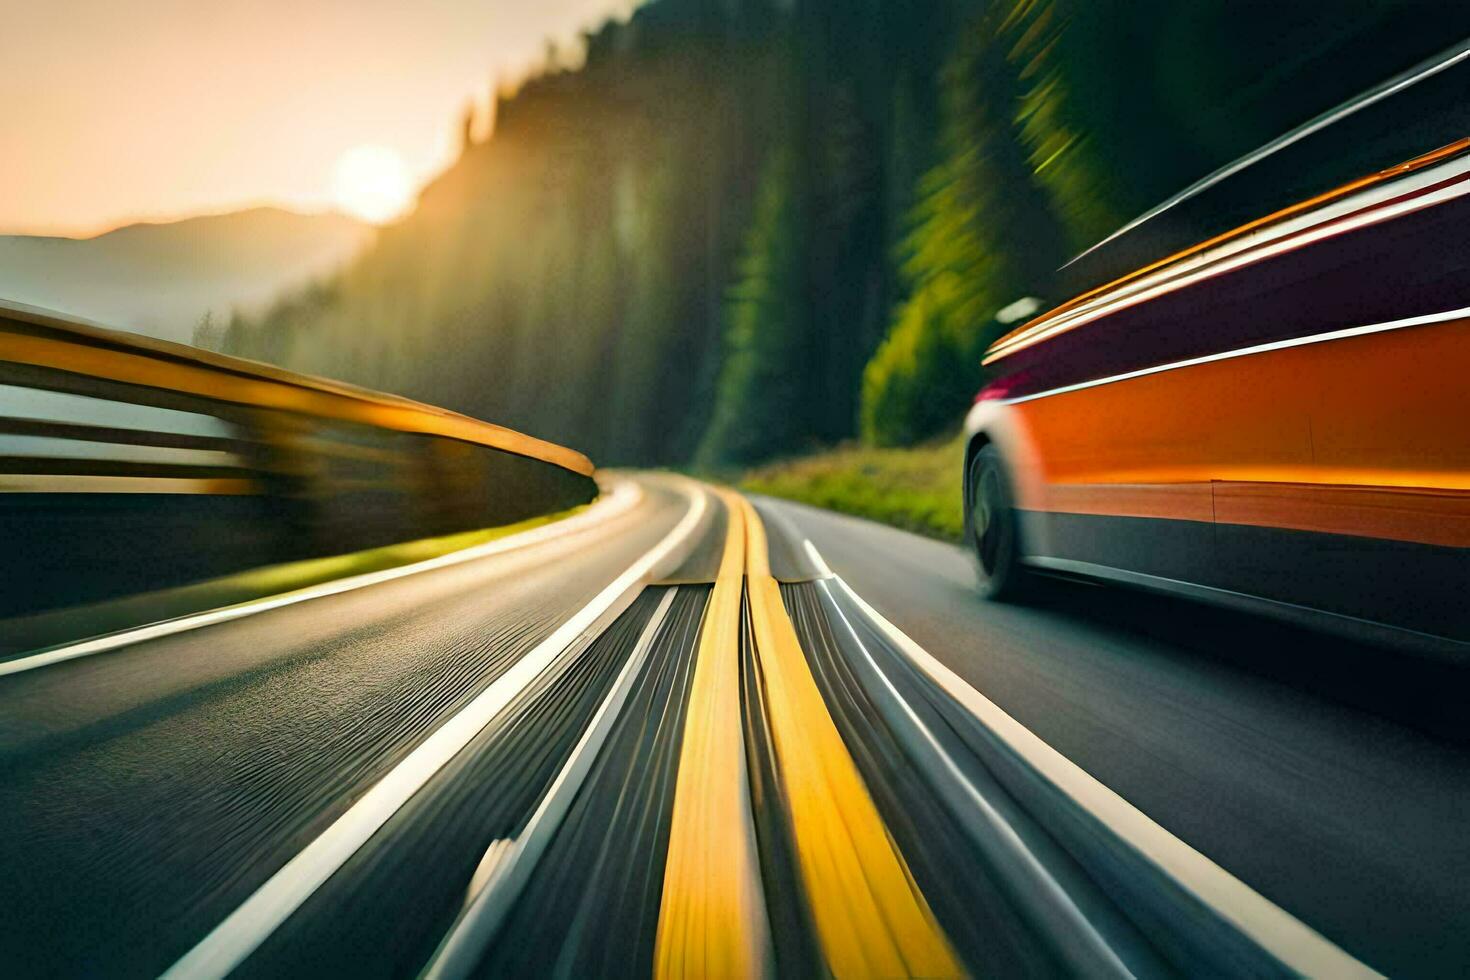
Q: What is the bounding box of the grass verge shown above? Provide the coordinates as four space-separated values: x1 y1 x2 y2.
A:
740 432 966 542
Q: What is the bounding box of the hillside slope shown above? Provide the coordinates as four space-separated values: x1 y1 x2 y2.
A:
215 0 1470 466
0 208 373 343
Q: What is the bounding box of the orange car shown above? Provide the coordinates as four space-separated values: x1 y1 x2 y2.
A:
963 57 1469 655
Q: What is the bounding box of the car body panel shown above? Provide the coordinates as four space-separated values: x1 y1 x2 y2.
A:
966 141 1470 652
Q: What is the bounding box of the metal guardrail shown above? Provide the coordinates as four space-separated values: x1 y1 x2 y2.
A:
0 299 598 618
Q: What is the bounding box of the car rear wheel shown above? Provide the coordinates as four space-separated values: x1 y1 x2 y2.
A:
966 443 1031 600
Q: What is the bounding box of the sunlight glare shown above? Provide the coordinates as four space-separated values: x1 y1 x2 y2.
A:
331 145 414 224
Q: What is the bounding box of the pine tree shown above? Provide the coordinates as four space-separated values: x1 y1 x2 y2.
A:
696 149 813 468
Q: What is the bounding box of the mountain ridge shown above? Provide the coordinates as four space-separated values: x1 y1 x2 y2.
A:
0 207 375 344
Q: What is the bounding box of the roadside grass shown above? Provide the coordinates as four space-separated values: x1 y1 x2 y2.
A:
741 431 967 542
0 504 587 657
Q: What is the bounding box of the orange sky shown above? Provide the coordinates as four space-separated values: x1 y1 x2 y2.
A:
1 0 634 237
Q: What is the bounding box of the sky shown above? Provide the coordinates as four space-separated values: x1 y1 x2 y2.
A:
0 0 635 237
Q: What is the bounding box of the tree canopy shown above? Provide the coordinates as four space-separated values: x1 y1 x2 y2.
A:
211 0 1469 463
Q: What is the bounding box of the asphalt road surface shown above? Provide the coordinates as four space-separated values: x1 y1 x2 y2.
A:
0 476 1463 978
758 495 1470 977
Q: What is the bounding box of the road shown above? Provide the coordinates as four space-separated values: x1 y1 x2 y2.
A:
758 497 1470 978
0 475 1464 977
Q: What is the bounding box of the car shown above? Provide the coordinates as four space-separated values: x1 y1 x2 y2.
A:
962 57 1470 657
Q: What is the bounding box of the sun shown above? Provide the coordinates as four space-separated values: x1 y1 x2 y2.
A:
331 145 415 224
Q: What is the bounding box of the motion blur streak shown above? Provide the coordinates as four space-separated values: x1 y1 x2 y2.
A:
966 136 1470 648
0 305 592 473
989 143 1470 362
1016 319 1470 495
162 480 706 979
655 489 770 979
0 478 642 679
0 301 599 623
820 571 1376 978
1065 42 1470 269
739 497 962 978
423 588 680 980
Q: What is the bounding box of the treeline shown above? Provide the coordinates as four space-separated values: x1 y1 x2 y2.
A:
210 0 1464 465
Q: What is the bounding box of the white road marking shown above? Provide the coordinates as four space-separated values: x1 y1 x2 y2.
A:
0 477 645 678
161 481 708 979
801 539 833 578
817 578 1131 977
811 554 1378 978
425 587 679 979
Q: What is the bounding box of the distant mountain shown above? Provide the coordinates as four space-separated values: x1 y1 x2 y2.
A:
0 207 375 343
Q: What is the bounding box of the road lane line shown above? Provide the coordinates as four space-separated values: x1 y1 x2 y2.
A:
0 477 645 678
738 496 962 978
162 481 708 980
815 579 1132 977
424 587 679 979
655 489 771 980
801 538 833 578
816 555 1377 978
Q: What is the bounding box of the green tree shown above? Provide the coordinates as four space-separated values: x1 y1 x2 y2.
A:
696 149 812 468
862 1 1070 446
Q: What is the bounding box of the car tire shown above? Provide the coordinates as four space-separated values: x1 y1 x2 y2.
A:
966 443 1032 601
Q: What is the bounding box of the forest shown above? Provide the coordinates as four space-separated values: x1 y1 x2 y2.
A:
207 0 1468 467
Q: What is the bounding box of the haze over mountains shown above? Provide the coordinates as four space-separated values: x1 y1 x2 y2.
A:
0 208 374 344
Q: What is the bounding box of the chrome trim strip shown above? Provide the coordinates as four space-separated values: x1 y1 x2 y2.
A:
1001 306 1470 405
989 155 1470 361
1063 38 1470 269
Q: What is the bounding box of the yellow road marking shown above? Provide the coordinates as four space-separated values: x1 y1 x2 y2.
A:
655 489 771 979
738 495 963 978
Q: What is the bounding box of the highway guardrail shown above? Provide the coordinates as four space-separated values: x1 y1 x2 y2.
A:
0 299 597 618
